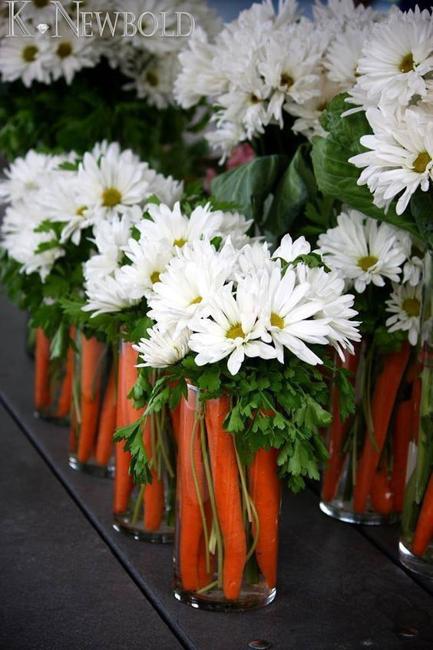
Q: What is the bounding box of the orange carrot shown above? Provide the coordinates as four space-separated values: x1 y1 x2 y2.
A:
95 365 117 465
205 396 247 601
370 467 393 515
353 343 410 514
178 390 205 591
391 400 412 512
113 342 138 514
55 342 74 419
412 475 433 557
77 335 105 463
143 416 165 531
34 328 51 411
322 352 360 503
249 448 281 589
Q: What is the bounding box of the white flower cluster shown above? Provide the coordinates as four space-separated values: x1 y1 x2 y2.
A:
318 209 424 345
82 201 252 316
347 7 433 215
135 234 360 375
107 0 220 108
174 0 382 158
0 141 182 281
0 1 106 86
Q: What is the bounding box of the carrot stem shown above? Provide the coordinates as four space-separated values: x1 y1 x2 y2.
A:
77 335 106 463
34 328 51 411
412 475 433 557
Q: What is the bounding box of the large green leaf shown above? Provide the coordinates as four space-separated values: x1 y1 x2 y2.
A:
312 94 417 237
211 154 289 225
410 190 433 251
265 144 318 237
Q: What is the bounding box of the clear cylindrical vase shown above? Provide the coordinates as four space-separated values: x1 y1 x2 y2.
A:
113 342 176 543
400 253 433 577
174 385 280 611
34 327 74 424
320 340 417 525
69 330 115 477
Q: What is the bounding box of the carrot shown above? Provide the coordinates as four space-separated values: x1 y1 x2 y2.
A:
143 416 165 531
391 399 412 512
113 342 138 514
55 342 74 419
34 328 51 410
411 377 422 443
249 448 281 589
412 475 433 557
95 365 117 465
370 467 393 515
205 396 247 601
178 390 205 591
77 335 105 463
353 343 410 514
322 351 360 503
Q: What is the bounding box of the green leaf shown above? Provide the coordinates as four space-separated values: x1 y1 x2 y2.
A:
311 94 417 237
265 144 317 236
211 154 288 225
410 190 433 250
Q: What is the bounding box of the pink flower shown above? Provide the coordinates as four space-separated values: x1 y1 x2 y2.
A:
226 144 255 170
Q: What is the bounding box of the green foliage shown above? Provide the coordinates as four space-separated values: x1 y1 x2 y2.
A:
0 61 208 180
113 418 152 485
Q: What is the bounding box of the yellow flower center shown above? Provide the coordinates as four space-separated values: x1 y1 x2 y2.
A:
190 296 202 305
280 73 294 89
399 52 415 74
22 45 38 63
150 271 160 284
270 312 285 329
174 238 187 248
413 151 431 174
358 255 378 272
146 71 159 87
226 323 245 339
57 42 73 59
402 297 420 317
250 94 260 104
75 205 87 217
102 187 122 207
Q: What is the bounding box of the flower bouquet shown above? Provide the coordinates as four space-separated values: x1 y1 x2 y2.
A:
115 233 360 608
318 209 424 524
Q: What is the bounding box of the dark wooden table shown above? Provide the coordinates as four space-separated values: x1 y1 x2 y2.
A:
1 292 433 650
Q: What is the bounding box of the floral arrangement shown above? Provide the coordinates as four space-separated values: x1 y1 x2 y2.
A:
116 232 360 489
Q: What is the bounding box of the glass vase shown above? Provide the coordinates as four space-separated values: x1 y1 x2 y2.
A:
174 385 280 611
69 330 115 477
320 340 417 525
399 253 433 577
113 342 176 543
34 327 74 424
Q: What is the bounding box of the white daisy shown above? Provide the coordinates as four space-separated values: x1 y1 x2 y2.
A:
235 241 273 278
352 8 433 110
189 279 276 376
296 264 361 359
82 267 140 316
148 240 234 335
0 36 51 86
386 282 422 345
121 238 174 301
325 25 369 89
46 30 101 84
84 214 134 280
0 150 64 203
273 234 311 265
349 107 433 215
136 202 223 251
262 265 330 366
317 209 408 293
135 326 190 369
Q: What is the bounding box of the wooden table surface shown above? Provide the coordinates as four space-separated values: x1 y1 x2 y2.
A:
1 292 433 650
